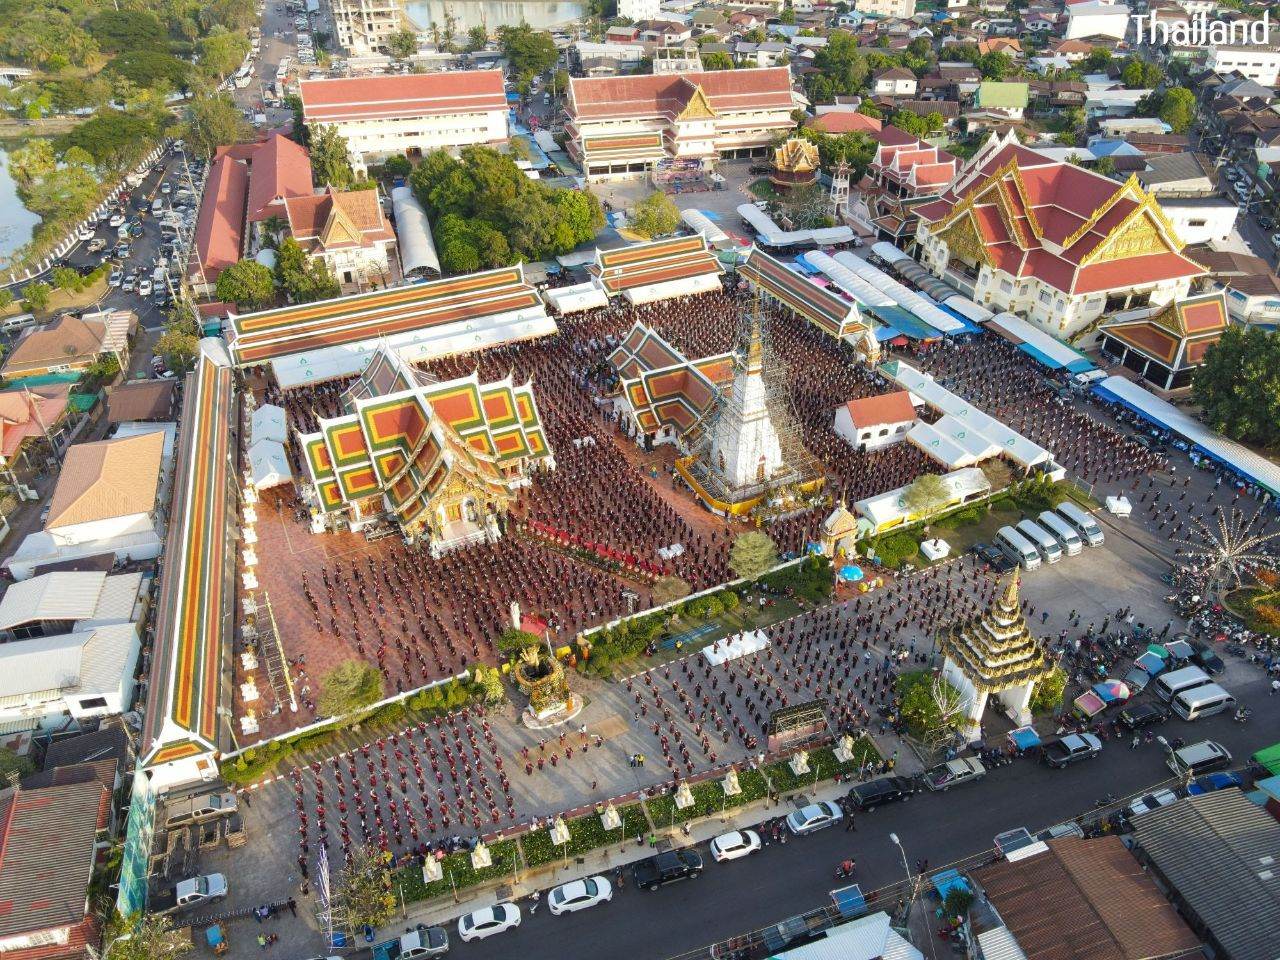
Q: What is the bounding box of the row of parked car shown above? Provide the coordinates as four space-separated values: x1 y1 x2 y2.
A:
972 500 1105 573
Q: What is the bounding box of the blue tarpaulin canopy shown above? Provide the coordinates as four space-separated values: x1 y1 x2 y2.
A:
1008 726 1041 750
831 883 867 918
838 564 864 582
1135 651 1165 675
867 304 944 340
874 325 903 342
931 870 971 900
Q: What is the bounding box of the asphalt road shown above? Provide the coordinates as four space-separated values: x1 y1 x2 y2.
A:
451 674 1279 960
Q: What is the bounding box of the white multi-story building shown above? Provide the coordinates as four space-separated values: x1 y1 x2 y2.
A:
299 69 509 174
328 0 404 56
566 67 805 181
855 0 917 18
914 131 1204 342
1064 2 1131 39
1205 46 1280 87
619 0 661 20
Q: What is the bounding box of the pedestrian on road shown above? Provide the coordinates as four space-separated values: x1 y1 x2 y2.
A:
844 812 856 832
1131 735 1140 750
287 897 297 917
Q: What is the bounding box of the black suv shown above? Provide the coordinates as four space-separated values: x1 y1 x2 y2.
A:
1118 702 1168 730
848 776 915 811
971 542 1015 572
632 850 703 891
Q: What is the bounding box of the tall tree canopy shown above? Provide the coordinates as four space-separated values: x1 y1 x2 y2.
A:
1191 325 1280 449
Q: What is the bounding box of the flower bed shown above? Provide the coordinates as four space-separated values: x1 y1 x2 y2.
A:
397 839 519 903
520 803 649 868
645 781 732 826
765 738 882 794
726 768 769 807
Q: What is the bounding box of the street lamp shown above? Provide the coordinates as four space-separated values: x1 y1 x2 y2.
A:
889 833 913 926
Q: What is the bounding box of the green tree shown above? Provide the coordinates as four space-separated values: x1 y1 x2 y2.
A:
107 49 190 93
317 659 385 717
332 844 397 930
898 672 964 745
185 94 250 160
1121 56 1162 89
975 51 1012 80
630 191 681 239
779 5 796 23
285 94 307 145
1094 155 1117 176
471 665 507 705
702 51 734 70
467 25 489 51
214 259 275 310
388 28 418 59
0 748 34 783
729 531 778 580
21 281 51 312
903 473 951 515
383 154 412 178
102 912 194 960
156 317 200 374
1192 325 1280 448
199 26 251 80
1029 665 1067 713
807 31 868 102
857 100 883 120
51 265 80 290
498 24 558 82
309 124 355 188
275 236 340 303
1084 47 1112 72
1158 86 1196 134
88 10 166 53
57 110 160 170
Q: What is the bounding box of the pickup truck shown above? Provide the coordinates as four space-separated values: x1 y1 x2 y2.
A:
1042 733 1102 768
632 850 703 891
372 923 449 959
149 873 228 914
922 757 986 792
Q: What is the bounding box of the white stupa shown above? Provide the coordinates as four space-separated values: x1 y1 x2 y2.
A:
707 320 786 491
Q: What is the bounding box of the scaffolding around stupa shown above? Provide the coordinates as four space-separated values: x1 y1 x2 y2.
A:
676 294 825 516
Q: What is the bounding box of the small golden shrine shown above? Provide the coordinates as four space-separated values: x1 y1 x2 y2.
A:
770 137 820 188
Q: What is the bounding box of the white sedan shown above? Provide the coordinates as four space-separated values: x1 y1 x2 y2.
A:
709 829 762 862
457 903 521 942
547 876 613 915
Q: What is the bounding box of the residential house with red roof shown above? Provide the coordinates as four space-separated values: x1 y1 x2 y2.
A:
298 69 509 176
914 130 1205 341
0 776 110 960
565 67 806 181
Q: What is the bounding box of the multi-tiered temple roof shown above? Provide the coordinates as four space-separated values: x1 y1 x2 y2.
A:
938 569 1055 693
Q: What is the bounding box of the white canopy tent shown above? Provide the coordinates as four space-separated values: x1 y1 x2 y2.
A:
250 403 287 445
942 294 994 324
736 203 856 247
544 281 610 314
391 186 441 277
680 209 730 247
702 630 770 667
883 361 1051 469
871 241 911 265
988 312 1094 372
1094 375 1280 497
248 438 292 489
624 272 723 305
855 467 991 534
831 252 966 334
803 250 895 308
907 415 1003 468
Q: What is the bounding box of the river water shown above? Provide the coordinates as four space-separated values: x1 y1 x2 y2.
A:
405 0 586 32
0 148 42 267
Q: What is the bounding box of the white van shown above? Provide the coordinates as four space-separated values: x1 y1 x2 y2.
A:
1054 501 1104 547
1167 740 1232 779
1152 664 1213 703
1171 683 1236 721
995 525 1041 571
1036 511 1083 556
1016 519 1063 564
1 313 37 333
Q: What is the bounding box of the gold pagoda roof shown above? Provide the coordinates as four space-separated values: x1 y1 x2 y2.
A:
773 137 819 174
938 570 1055 693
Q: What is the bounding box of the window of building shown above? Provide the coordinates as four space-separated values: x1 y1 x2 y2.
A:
1038 290 1051 304
79 696 108 710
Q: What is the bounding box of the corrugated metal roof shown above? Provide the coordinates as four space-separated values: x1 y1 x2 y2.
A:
88 572 144 624
979 927 1030 960
770 912 924 960
973 836 1200 960
0 778 106 938
0 633 86 698
1133 791 1280 960
77 623 139 699
0 572 107 631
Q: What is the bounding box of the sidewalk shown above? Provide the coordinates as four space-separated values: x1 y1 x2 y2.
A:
382 772 879 935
